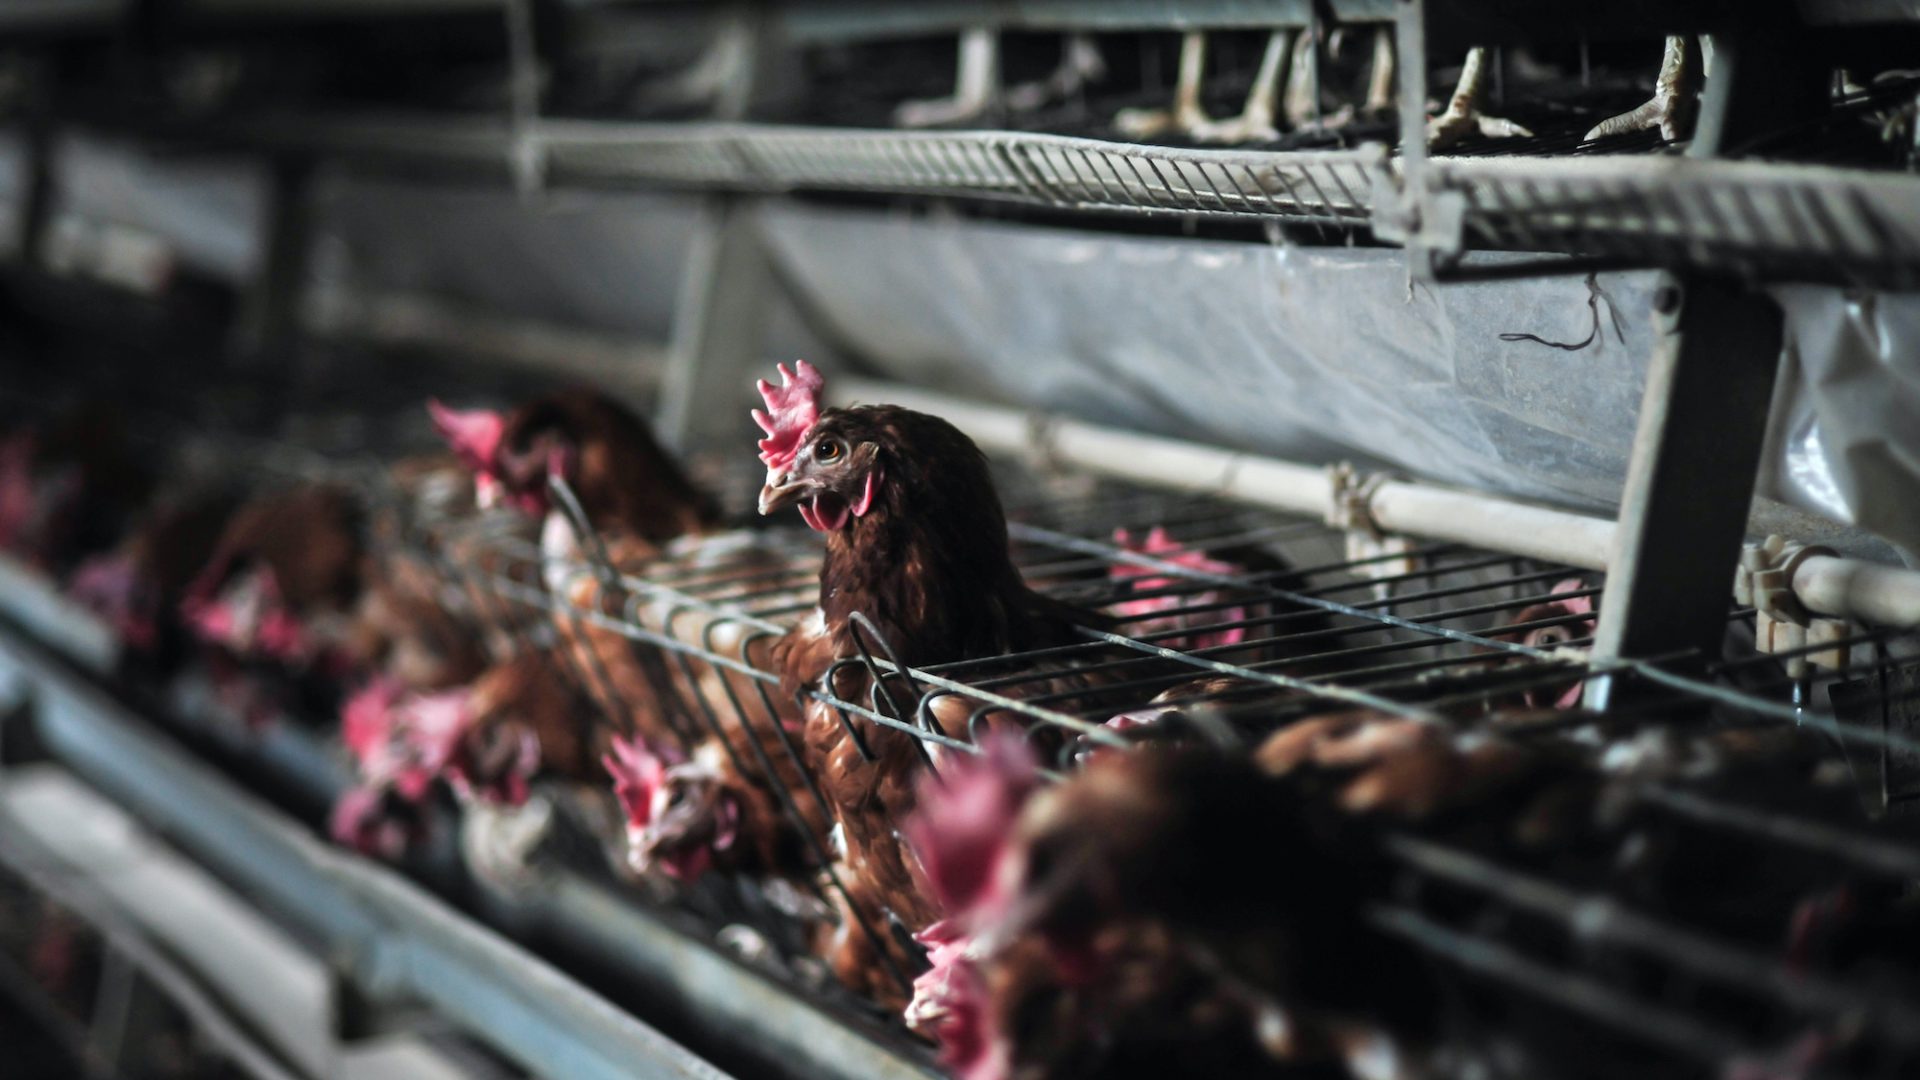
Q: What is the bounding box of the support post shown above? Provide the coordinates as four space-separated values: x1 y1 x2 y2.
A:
1585 275 1783 708
89 948 170 1071
652 4 780 453
232 155 315 366
16 112 55 268
654 198 772 453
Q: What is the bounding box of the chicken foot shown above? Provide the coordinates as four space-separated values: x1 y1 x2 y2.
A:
1282 25 1396 131
1003 33 1106 112
1117 30 1295 145
895 26 1000 128
897 30 1109 128
1365 25 1395 114
1426 46 1533 150
1115 32 1210 139
1197 28 1292 142
1584 36 1699 142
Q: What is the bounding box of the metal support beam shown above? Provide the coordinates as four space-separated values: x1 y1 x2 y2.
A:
654 198 772 453
1688 18 1831 158
652 5 778 454
1381 0 1430 260
1585 275 1783 708
0 618 733 1080
233 155 314 365
16 111 55 267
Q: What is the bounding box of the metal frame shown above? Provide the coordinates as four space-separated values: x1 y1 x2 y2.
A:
0 607 735 1080
31 107 1913 286
392 449 1920 1070
8 410 1920 1075
1585 275 1784 706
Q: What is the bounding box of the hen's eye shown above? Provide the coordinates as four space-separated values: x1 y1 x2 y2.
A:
814 438 845 463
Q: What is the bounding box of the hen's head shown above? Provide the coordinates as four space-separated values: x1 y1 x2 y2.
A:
906 918 1006 1080
1109 527 1249 651
180 561 312 663
1496 578 1597 709
905 735 1044 926
329 782 423 860
754 361 999 540
753 361 878 532
429 399 575 518
602 736 739 882
341 678 436 801
399 686 540 807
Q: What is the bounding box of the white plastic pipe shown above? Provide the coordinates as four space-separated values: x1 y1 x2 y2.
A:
835 379 1920 628
837 378 1329 518
1794 555 1920 629
1368 480 1615 571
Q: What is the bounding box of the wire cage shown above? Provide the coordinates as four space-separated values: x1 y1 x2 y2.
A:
331 437 1919 1075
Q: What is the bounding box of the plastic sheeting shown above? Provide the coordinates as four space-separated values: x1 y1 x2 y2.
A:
309 178 699 340
28 141 1916 558
764 204 1659 510
53 136 264 279
760 204 1920 558
1769 288 1920 562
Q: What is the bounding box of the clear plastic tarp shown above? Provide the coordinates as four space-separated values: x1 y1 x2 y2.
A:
79 152 1918 562
54 136 264 279
759 204 1920 561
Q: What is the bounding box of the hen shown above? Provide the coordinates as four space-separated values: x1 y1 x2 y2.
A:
333 647 597 864
599 533 828 887
67 488 239 675
908 698 1920 1080
753 361 1128 1010
178 483 367 725
430 389 719 754
0 404 154 574
905 733 1416 1080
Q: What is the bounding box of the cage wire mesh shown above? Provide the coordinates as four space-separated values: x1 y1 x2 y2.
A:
32 410 1920 1073
327 442 1908 1066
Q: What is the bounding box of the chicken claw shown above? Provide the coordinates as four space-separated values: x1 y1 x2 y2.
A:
1584 36 1698 143
895 27 1000 128
1427 47 1533 150
1114 31 1211 139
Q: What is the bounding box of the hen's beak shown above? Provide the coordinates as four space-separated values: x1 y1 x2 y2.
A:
757 475 811 517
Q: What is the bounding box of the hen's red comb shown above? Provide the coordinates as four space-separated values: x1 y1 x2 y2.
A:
603 735 669 832
1109 527 1248 650
342 678 403 767
427 399 505 473
752 361 824 471
904 734 1041 918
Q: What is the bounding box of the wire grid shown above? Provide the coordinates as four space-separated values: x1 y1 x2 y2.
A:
29 392 1916 1071
394 464 1595 985
549 123 1386 225
1422 150 1920 289
398 458 1920 1067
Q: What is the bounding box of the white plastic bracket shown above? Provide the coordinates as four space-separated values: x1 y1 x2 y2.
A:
1328 463 1420 583
1736 535 1852 676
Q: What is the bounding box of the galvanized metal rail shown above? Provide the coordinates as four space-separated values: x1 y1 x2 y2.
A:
0 596 734 1080
419 459 1920 1073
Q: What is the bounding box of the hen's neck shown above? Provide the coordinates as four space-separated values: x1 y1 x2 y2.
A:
573 441 714 548
817 498 1033 669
